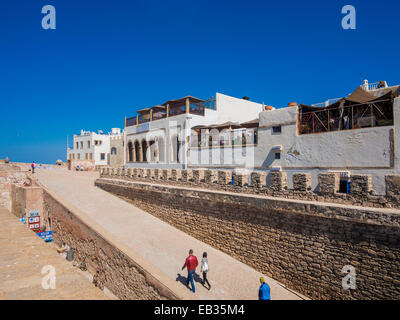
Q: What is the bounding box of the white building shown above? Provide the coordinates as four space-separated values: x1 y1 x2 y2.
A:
123 93 266 169
67 128 122 169
187 80 400 194
121 80 400 194
252 81 400 194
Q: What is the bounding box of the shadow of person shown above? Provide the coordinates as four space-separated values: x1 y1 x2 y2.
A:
176 273 188 287
193 272 203 283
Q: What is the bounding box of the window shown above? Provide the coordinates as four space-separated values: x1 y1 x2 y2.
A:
339 179 350 194
100 153 105 160
111 147 117 155
272 126 282 134
85 153 88 159
76 142 79 149
275 152 281 160
87 141 90 148
80 141 83 149
77 153 80 159
89 153 92 160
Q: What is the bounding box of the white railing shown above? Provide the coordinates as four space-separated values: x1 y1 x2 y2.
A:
367 82 379 91
190 128 257 148
361 80 388 91
312 97 342 107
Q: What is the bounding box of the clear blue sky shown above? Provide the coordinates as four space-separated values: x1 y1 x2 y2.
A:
1 0 399 164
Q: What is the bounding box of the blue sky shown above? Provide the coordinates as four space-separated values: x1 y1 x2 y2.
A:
0 0 399 163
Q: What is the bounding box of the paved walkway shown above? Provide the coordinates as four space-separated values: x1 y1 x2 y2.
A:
34 167 306 300
0 205 111 300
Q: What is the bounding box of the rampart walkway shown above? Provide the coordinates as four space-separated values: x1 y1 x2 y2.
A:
34 167 305 300
0 205 110 300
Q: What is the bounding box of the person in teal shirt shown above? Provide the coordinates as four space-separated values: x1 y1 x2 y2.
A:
258 277 271 300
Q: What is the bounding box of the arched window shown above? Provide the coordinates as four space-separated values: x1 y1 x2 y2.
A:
127 142 133 162
134 141 140 162
158 137 165 162
111 147 117 155
142 140 148 162
170 135 181 163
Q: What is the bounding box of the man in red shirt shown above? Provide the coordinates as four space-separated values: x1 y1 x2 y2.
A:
181 249 198 293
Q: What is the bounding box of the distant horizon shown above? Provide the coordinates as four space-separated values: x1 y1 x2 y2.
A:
1 0 399 164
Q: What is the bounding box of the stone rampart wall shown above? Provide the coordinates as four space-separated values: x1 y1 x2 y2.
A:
39 188 182 300
95 177 400 300
99 167 400 209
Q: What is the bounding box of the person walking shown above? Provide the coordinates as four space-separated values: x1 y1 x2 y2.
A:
201 252 211 290
258 277 271 300
31 162 35 174
181 249 198 293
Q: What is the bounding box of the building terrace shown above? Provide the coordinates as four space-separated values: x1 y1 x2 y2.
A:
125 96 216 127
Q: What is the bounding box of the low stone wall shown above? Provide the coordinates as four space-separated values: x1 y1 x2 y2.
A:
40 189 181 300
11 184 43 221
100 167 400 209
0 164 27 211
96 178 400 300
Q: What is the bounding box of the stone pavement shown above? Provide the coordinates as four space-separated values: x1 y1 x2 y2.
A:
0 205 112 300
33 167 306 300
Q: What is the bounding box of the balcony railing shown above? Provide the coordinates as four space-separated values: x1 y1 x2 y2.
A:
299 98 393 135
312 98 342 107
190 128 257 148
126 98 216 127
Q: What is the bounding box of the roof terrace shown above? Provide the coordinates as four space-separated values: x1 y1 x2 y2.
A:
125 96 216 127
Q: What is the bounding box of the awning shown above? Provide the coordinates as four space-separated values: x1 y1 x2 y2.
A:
299 86 395 114
136 108 151 114
240 118 259 128
162 96 205 107
191 121 242 130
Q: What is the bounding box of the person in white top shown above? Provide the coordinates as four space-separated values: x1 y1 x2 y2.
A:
200 251 211 290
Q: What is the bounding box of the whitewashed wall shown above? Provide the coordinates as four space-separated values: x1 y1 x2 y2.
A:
67 132 113 166
255 106 392 169
215 93 263 123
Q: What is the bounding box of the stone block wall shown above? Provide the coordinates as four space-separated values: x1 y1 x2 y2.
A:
269 171 287 191
233 172 248 186
162 169 171 180
0 165 26 211
42 189 180 300
146 169 152 179
181 169 193 182
96 178 400 300
205 170 217 184
192 170 205 183
293 173 311 192
171 169 181 181
318 173 340 194
218 170 232 185
154 169 160 180
11 185 43 221
351 175 372 196
138 168 146 178
99 167 400 209
109 137 124 167
251 171 266 188
385 175 400 199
